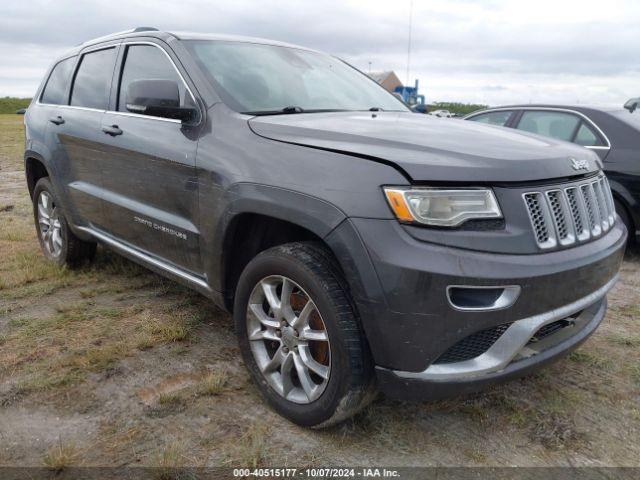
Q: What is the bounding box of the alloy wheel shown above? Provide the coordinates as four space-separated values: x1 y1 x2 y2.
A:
246 275 331 404
37 191 63 258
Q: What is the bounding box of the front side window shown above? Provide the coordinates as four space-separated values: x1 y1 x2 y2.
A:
184 40 408 114
516 111 580 142
117 44 191 113
41 57 76 105
70 48 117 110
467 110 513 126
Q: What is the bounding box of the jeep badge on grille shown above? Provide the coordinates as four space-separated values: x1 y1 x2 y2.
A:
570 157 589 171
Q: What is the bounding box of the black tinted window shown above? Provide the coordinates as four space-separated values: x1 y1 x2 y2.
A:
468 111 513 126
41 57 75 105
70 48 117 109
118 45 189 112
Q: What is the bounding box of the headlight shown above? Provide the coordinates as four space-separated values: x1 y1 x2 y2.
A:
383 187 502 227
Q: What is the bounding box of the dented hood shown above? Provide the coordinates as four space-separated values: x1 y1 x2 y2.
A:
248 111 601 182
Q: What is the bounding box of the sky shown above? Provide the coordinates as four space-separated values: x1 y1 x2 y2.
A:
0 0 638 106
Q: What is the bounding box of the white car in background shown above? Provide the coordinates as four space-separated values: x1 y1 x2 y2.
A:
429 109 453 118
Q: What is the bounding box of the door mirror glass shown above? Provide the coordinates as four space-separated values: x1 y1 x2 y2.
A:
125 79 196 122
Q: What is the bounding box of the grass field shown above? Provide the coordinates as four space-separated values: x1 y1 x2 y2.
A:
0 97 31 115
0 113 639 469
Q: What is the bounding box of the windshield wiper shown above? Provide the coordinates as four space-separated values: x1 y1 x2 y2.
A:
243 107 350 116
282 106 304 114
243 106 305 116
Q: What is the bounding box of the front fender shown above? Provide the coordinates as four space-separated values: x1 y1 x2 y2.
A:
204 182 347 294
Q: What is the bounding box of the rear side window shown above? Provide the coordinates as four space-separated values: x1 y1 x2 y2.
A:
41 57 75 105
117 44 190 112
516 111 580 142
468 111 513 126
70 48 117 110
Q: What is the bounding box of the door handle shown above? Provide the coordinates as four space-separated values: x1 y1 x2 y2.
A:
49 116 65 125
102 125 123 136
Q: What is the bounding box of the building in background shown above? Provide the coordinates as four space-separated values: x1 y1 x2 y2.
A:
368 71 403 93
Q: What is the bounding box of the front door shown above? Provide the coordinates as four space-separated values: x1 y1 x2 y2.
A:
99 42 202 275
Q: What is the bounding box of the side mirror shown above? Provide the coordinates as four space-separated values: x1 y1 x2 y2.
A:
624 97 639 113
126 79 197 122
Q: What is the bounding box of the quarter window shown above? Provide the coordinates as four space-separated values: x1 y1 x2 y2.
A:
574 122 604 147
70 48 117 110
516 111 580 142
41 57 76 105
468 111 513 126
117 44 191 113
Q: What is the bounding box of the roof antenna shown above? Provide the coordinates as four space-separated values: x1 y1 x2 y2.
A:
405 0 413 86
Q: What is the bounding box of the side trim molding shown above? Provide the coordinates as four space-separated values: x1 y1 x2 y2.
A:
77 226 209 290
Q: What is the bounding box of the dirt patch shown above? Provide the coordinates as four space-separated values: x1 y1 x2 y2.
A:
136 371 205 406
0 114 639 467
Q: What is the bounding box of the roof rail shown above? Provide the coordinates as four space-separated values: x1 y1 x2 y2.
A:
81 27 160 45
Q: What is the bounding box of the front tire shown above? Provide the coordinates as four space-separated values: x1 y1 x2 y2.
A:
234 242 376 428
33 177 96 267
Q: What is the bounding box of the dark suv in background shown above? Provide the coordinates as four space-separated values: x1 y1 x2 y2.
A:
24 28 626 427
465 104 640 243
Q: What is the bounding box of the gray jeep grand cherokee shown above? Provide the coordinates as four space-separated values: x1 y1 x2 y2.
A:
24 28 626 427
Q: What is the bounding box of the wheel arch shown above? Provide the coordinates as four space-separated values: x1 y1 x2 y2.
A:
213 184 348 311
24 151 51 199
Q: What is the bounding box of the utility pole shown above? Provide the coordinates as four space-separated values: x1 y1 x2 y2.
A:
406 0 413 86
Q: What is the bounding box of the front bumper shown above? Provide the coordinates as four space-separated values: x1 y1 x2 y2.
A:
325 216 626 399
377 285 609 400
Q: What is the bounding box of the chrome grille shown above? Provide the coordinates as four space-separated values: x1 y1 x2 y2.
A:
524 175 616 250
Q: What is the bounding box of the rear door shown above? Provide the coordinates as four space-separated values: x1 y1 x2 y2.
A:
513 109 609 160
35 55 77 206
99 40 203 275
44 45 119 230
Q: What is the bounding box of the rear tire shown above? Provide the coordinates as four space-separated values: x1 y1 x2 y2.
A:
33 177 96 267
234 242 376 428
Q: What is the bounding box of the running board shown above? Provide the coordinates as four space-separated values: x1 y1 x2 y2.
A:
77 226 210 291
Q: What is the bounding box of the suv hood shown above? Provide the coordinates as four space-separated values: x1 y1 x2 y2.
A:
248 112 601 183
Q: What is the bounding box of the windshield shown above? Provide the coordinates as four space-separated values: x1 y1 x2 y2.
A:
184 40 409 114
